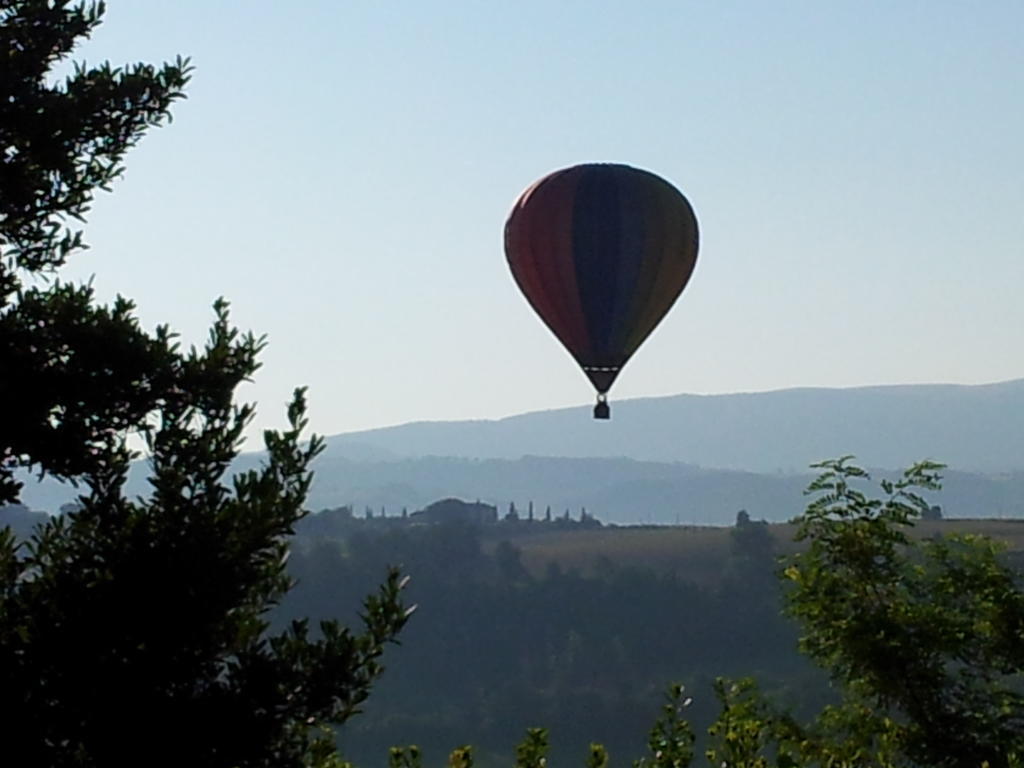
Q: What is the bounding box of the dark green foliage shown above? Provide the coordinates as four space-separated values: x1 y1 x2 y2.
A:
0 0 190 275
0 3 408 765
633 683 696 768
688 458 1024 767
292 459 1024 767
781 457 1024 766
447 745 474 768
587 743 610 768
0 0 189 502
388 745 422 768
3 285 194 503
705 678 794 768
279 520 815 765
515 729 549 768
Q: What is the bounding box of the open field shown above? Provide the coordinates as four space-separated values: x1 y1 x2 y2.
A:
495 519 1024 585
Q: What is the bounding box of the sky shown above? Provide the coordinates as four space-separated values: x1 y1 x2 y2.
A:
57 1 1024 442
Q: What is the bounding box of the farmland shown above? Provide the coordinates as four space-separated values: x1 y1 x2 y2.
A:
488 518 1024 585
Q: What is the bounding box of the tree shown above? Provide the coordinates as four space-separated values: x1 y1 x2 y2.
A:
0 0 190 503
699 458 1024 768
779 458 1024 766
456 458 1024 768
728 512 774 568
0 3 408 766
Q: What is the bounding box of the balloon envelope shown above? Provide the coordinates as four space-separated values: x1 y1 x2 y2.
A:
504 163 699 397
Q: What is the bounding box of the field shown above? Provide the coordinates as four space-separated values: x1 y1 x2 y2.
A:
492 519 1024 585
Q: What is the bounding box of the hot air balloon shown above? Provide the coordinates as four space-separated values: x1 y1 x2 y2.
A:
504 163 699 419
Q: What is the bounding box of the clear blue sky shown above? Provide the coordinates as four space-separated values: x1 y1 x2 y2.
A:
61 1 1024 440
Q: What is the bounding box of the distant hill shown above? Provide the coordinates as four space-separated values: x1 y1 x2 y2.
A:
304 457 1024 525
19 453 1023 526
14 380 1024 524
323 379 1024 473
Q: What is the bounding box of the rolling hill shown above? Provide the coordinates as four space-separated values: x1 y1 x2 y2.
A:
14 379 1024 524
323 379 1024 473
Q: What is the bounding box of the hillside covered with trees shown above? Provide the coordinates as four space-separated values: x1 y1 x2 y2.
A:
279 509 818 765
276 488 1024 766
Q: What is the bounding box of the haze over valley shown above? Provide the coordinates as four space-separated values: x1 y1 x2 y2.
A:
17 379 1024 524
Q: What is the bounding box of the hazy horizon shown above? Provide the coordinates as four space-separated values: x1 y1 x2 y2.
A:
14 378 1024 519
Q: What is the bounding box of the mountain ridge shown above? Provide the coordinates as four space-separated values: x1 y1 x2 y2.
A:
323 378 1024 472
15 379 1024 524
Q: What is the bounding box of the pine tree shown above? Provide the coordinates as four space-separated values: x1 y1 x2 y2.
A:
0 4 408 766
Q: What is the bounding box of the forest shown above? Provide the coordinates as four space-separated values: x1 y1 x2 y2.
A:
279 509 819 765
273 496 1024 766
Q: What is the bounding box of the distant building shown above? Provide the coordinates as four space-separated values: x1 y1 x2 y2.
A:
411 498 498 525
